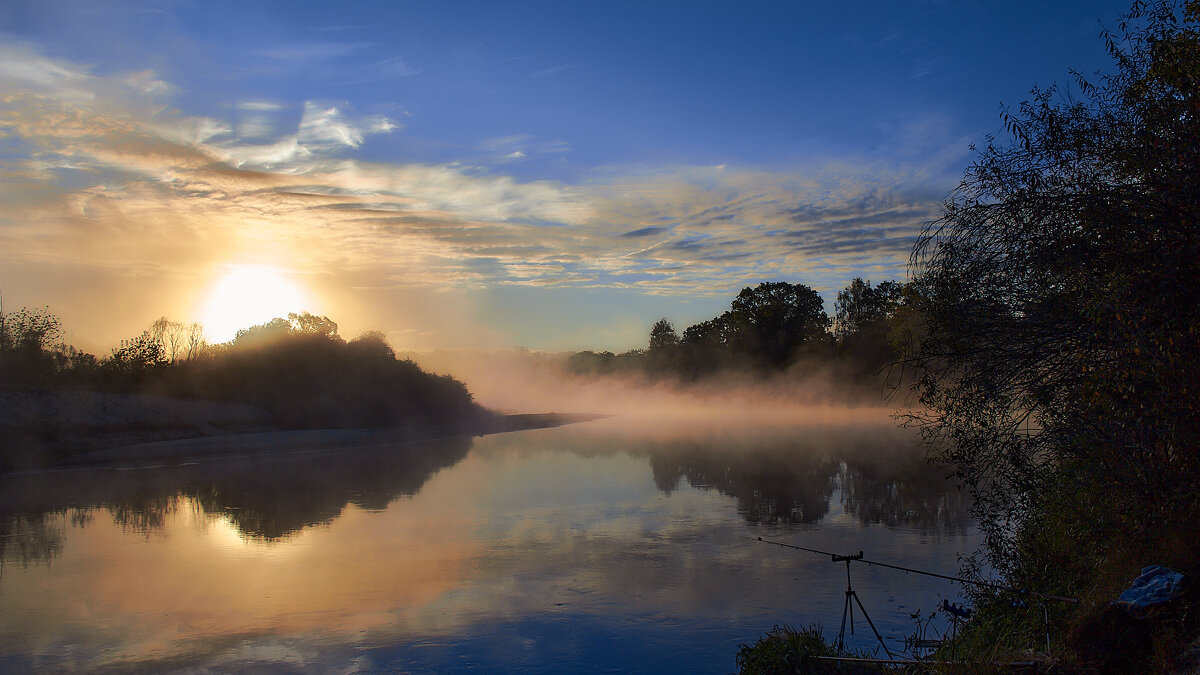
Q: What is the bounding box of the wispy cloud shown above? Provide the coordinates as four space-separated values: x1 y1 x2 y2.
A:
241 40 420 83
1 43 943 347
531 64 576 78
256 41 373 64
476 133 571 164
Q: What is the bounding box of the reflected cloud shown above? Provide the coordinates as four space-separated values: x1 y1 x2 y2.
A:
0 422 974 672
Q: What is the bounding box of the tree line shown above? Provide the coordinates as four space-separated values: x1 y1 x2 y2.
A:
566 277 918 388
1 305 487 469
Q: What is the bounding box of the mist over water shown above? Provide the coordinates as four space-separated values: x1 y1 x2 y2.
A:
0 404 975 673
406 347 911 422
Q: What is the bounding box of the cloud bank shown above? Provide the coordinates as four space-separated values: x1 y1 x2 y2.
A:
0 42 948 350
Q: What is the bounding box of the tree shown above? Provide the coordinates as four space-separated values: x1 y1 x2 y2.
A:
725 281 830 369
233 317 293 347
231 312 340 349
0 303 61 353
349 330 395 361
184 322 207 361
288 312 338 337
0 302 66 385
648 318 680 352
679 315 733 377
149 317 187 363
834 278 906 373
906 0 1199 579
104 331 167 384
833 278 903 341
646 318 680 374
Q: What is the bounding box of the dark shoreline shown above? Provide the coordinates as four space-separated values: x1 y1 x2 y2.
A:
1 388 608 476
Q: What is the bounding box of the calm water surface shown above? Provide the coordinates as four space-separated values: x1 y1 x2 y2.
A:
1 413 978 673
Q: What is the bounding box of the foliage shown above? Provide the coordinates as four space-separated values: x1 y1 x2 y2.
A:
147 317 206 363
725 281 831 370
648 318 679 352
736 624 882 674
904 0 1200 664
0 302 489 471
103 331 168 385
170 323 481 430
0 303 61 353
834 279 903 340
736 624 837 675
834 278 907 374
646 318 681 373
654 281 834 378
565 349 645 376
0 304 66 386
231 312 338 348
562 279 914 389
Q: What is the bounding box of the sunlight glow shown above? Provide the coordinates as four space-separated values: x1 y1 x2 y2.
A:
202 266 310 343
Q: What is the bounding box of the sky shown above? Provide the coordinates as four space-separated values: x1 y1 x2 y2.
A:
0 0 1132 353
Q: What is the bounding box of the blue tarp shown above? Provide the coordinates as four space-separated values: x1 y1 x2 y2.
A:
1113 565 1185 615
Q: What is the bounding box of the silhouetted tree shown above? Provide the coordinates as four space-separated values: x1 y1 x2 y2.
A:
0 304 61 385
0 303 61 354
833 278 906 373
166 320 482 431
647 318 680 374
184 322 206 361
906 0 1200 579
149 318 180 363
834 279 903 341
232 317 293 347
103 331 167 385
679 315 734 377
288 312 338 337
348 330 395 360
724 281 830 370
648 318 680 351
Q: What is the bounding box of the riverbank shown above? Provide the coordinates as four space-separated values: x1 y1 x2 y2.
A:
0 389 603 473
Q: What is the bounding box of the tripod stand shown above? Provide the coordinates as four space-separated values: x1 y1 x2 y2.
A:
833 551 894 659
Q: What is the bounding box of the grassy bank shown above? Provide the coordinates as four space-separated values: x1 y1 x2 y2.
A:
935 481 1200 674
735 485 1200 674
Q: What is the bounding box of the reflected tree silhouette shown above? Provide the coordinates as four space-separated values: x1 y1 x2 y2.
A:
643 428 970 532
0 513 66 573
0 424 970 575
838 462 971 535
108 494 177 535
649 444 838 526
185 436 472 539
0 435 474 551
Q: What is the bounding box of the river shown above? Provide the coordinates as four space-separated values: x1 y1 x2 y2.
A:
0 411 977 673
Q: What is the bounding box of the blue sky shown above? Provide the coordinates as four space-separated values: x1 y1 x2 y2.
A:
1 0 1131 351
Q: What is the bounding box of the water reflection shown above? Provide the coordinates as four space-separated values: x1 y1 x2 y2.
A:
2 420 966 556
0 513 67 571
1 435 472 546
650 443 839 525
480 417 970 533
0 418 977 673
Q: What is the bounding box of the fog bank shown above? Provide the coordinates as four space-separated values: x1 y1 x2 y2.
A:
405 348 912 431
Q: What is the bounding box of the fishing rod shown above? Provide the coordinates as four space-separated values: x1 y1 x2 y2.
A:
747 536 1079 604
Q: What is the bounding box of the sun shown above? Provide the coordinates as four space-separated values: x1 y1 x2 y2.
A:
202 265 310 343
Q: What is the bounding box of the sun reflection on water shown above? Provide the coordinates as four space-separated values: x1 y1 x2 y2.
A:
0 422 977 672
